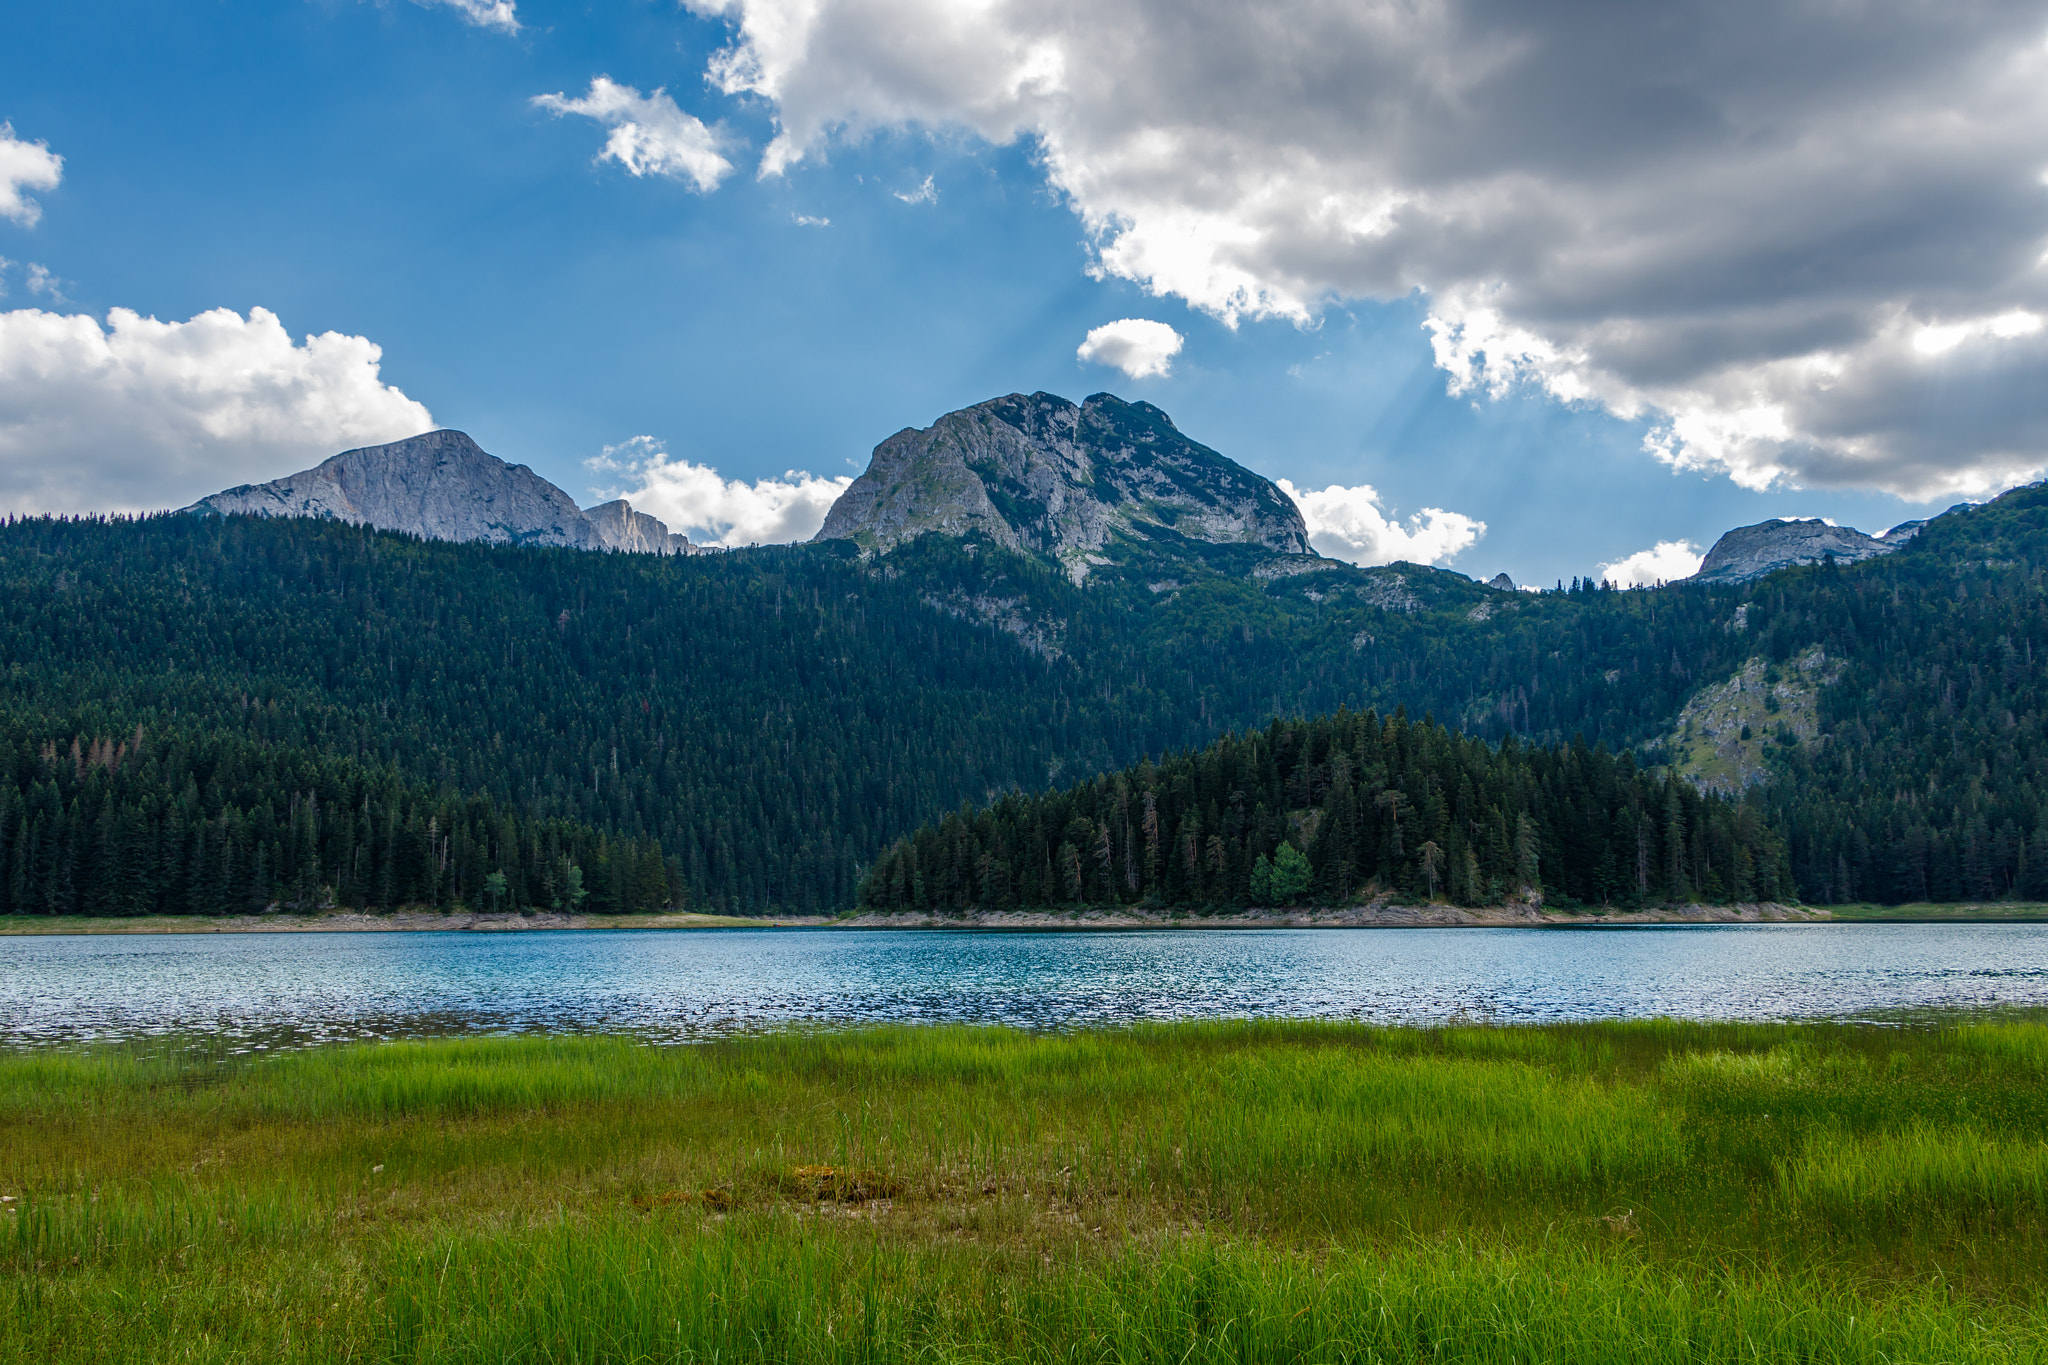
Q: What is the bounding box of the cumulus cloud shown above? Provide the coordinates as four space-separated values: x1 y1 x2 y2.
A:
0 305 433 514
1076 318 1182 379
1598 540 1704 589
417 0 519 32
532 78 734 192
586 436 852 547
0 123 63 227
684 0 2048 501
1276 478 1483 567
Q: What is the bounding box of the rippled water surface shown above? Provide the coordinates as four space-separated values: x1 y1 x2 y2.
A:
4 923 2048 1046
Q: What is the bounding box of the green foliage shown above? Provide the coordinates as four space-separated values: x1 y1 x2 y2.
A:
5 476 2048 914
0 721 673 915
1247 852 1273 905
859 710 1790 910
7 1022 2048 1362
1269 842 1312 904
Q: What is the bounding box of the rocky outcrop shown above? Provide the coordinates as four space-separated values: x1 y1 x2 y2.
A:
1668 646 1841 793
813 392 1310 579
1486 572 1517 591
584 499 697 555
185 430 699 555
1692 518 1894 584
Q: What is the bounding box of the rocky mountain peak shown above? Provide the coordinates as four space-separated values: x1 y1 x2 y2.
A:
584 499 698 556
184 430 699 555
1691 518 1896 584
813 391 1310 579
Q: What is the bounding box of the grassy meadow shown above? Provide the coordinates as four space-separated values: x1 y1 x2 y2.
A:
6 1019 2048 1363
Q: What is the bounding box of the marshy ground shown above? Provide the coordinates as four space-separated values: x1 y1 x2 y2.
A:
5 1018 2047 1362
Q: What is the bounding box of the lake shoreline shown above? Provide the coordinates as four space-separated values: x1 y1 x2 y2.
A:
6 900 2047 935
840 901 1834 930
0 910 834 935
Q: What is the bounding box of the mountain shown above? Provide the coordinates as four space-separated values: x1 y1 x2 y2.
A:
184 429 699 555
1691 517 1899 583
814 392 1311 581
9 398 2048 915
584 499 698 556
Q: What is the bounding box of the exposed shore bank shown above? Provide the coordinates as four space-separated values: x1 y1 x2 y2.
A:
839 901 1833 930
7 901 2046 935
0 910 832 935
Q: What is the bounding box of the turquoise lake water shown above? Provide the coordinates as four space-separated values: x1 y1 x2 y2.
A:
4 923 2047 1047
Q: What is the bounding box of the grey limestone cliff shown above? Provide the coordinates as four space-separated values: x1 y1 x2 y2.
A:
813 392 1309 580
584 499 698 555
185 430 699 555
1691 518 1896 584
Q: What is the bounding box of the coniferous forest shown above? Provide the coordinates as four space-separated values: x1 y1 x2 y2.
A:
858 712 1788 913
2 475 2045 914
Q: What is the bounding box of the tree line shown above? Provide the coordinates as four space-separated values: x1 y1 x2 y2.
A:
859 709 1790 912
2 476 2045 914
0 717 676 917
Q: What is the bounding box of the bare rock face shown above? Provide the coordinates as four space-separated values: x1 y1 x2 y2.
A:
813 392 1310 578
1692 518 1895 584
185 430 698 555
584 499 699 556
1486 572 1517 591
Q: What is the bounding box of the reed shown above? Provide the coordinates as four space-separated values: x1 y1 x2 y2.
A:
4 1018 2047 1363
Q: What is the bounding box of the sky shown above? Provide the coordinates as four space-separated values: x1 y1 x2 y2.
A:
1 0 2045 588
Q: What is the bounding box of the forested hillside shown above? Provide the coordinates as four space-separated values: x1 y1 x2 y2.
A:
0 722 672 917
858 711 1788 913
1 479 2044 913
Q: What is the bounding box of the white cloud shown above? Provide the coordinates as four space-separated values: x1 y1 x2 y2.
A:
1076 318 1182 379
684 0 2048 501
532 78 734 192
894 174 937 204
417 0 519 32
586 436 852 547
0 305 433 514
1598 540 1704 589
792 213 830 226
0 123 63 227
23 264 63 303
1276 478 1483 567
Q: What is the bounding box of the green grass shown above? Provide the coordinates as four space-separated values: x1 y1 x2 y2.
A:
1827 902 2048 921
6 1020 2048 1362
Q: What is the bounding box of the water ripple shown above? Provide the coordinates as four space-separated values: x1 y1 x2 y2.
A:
4 923 2048 1048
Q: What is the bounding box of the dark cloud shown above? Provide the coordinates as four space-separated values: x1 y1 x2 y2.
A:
689 0 2048 497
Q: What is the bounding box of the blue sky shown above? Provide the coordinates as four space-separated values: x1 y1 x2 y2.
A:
3 0 2043 587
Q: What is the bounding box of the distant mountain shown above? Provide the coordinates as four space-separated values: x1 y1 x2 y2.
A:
814 392 1311 581
583 498 699 556
1691 517 1902 584
7 473 2048 915
184 430 699 555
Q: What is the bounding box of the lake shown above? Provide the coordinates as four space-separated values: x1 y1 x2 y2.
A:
4 922 2047 1048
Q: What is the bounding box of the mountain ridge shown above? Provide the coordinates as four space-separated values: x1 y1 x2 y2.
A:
814 391 1311 581
184 430 700 556
1690 517 1916 584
